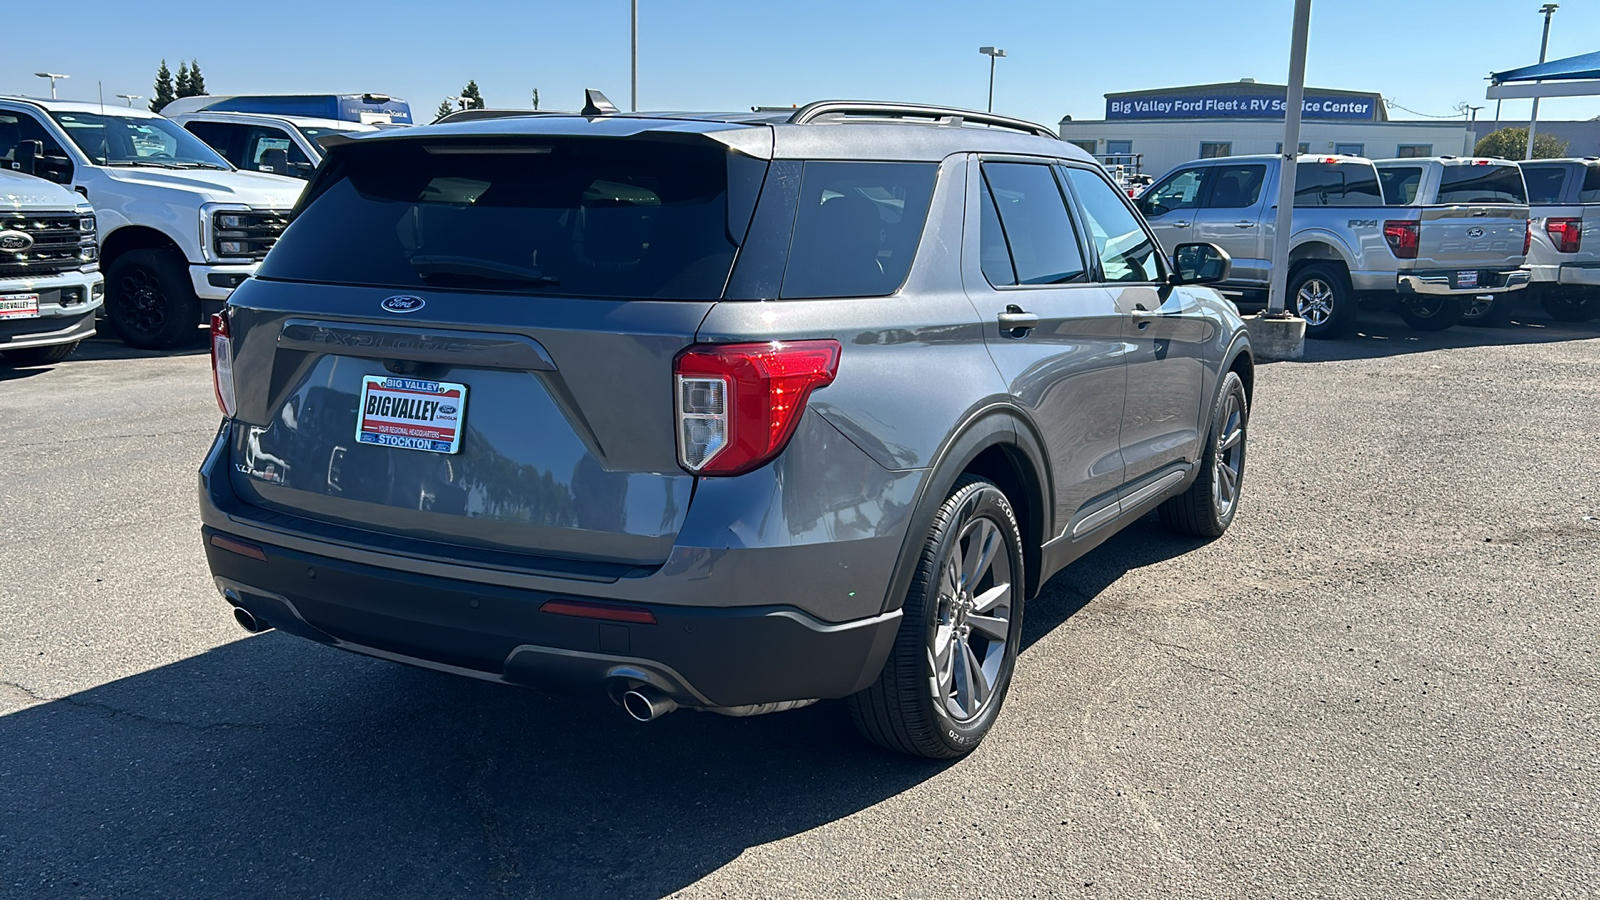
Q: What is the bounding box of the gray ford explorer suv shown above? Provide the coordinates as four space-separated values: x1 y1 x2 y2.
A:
200 96 1253 758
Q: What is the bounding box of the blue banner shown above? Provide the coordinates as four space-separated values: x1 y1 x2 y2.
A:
1107 93 1376 120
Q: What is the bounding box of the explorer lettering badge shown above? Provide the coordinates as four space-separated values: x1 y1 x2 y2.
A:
381 295 426 314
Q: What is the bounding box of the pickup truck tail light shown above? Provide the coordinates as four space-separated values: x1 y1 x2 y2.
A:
674 340 841 476
1383 221 1420 259
211 312 236 417
1545 217 1582 253
1524 220 1532 255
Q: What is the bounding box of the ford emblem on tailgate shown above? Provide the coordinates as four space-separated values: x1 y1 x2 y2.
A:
381 295 425 314
0 230 34 252
1466 227 1485 239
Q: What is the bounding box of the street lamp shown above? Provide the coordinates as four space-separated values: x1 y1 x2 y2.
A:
978 47 1006 113
1461 103 1484 155
34 72 69 99
1525 3 1558 160
116 94 142 108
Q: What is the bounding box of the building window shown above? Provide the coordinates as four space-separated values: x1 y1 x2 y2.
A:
1334 143 1365 157
1276 142 1311 154
1396 144 1432 158
1199 142 1232 159
1068 140 1097 155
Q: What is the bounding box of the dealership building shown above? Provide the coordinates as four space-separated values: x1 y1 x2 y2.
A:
1058 80 1473 180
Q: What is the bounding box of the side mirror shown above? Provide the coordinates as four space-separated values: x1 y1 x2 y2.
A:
1170 242 1232 286
259 148 290 174
12 140 40 177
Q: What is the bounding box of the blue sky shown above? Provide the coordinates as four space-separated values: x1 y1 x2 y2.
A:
7 0 1598 128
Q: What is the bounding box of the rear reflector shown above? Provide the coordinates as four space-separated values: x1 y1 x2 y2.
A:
1546 217 1583 253
540 599 657 624
1383 220 1420 259
209 533 267 561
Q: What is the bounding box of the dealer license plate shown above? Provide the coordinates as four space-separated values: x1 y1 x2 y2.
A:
0 294 40 320
355 376 468 454
1456 270 1479 290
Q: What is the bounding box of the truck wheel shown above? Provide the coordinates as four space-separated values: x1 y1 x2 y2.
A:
848 476 1024 759
1461 295 1513 328
1159 371 1248 539
1541 288 1600 323
105 249 201 350
0 341 78 367
1398 295 1465 331
1288 264 1356 339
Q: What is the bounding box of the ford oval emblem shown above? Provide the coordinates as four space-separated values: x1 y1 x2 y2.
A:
1466 227 1485 239
0 230 34 252
381 295 425 314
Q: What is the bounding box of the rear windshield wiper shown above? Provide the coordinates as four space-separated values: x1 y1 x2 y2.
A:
410 255 562 287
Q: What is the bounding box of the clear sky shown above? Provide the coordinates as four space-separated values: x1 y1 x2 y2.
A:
6 0 1598 128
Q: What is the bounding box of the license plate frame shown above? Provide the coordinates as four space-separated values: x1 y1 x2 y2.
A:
0 293 40 320
355 375 468 455
1456 270 1479 290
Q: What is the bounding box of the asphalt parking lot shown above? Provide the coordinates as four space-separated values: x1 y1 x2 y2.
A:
2 306 1597 899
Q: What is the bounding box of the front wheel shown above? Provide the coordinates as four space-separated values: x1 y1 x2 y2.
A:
104 249 201 350
1288 264 1356 339
1160 371 1248 538
1398 295 1465 331
848 477 1025 759
1541 287 1600 323
1461 294 1513 328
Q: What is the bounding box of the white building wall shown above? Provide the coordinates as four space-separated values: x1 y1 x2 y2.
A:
1058 119 1470 180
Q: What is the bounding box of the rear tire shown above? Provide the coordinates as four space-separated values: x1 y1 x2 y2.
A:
1461 294 1513 328
848 476 1025 759
1541 287 1600 323
1159 371 1248 538
105 249 201 350
1398 295 1465 331
1287 263 1356 339
0 341 77 367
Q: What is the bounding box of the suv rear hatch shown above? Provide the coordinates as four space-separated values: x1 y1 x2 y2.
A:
223 126 770 570
1413 161 1529 272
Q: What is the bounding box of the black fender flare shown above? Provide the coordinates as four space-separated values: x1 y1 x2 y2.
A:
879 403 1053 614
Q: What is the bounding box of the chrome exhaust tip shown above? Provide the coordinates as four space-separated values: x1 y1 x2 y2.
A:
232 606 271 634
622 685 678 722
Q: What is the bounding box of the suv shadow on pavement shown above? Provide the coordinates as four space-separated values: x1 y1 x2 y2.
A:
0 517 1201 898
1284 307 1599 365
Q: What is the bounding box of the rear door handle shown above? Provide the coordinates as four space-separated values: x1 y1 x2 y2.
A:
1234 221 1256 228
1171 220 1191 228
997 305 1040 337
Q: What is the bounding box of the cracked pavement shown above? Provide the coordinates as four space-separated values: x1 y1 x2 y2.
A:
1 312 1597 898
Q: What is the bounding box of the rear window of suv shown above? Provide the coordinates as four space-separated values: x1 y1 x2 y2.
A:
258 137 758 299
1435 164 1527 205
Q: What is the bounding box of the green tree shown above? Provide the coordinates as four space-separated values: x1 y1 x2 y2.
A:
435 99 455 121
175 61 193 99
461 80 485 110
1474 126 1569 161
188 60 206 96
151 60 175 113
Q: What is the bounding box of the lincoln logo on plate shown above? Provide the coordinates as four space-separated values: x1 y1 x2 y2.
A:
381 295 425 314
0 230 34 252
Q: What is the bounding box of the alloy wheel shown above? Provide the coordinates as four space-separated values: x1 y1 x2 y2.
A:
1211 390 1245 519
1463 296 1495 320
115 267 168 337
928 512 1014 722
1294 278 1334 326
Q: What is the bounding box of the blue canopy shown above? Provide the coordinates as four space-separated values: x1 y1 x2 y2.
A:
1492 49 1600 84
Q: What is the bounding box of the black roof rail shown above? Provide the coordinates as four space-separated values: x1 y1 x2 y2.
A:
787 100 1058 140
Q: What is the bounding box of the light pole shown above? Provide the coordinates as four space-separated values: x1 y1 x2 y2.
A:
1525 3 1558 160
34 72 69 99
1266 0 1311 318
631 0 638 112
1462 103 1483 155
978 47 1006 113
116 94 142 108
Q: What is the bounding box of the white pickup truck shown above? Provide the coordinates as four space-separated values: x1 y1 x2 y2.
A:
0 97 302 348
1138 154 1530 337
0 169 102 365
1518 157 1600 322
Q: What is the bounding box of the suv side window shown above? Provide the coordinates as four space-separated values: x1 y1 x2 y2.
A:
1138 166 1206 217
1060 166 1163 283
979 163 1087 286
0 110 74 184
780 161 938 299
1203 165 1266 209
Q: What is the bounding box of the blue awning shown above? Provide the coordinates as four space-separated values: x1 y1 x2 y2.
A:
1492 49 1600 84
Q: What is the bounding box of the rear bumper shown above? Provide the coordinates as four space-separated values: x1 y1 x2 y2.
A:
1397 267 1530 295
1558 263 1600 287
205 527 901 709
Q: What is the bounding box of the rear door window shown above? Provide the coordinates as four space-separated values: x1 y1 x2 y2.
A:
1436 164 1527 204
1379 166 1423 205
259 138 758 300
1203 165 1266 209
1520 165 1568 204
979 162 1087 286
779 161 937 299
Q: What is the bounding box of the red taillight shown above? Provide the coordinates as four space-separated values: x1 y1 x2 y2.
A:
210 312 236 417
674 340 841 476
1383 220 1420 259
1524 220 1533 255
1546 217 1583 253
